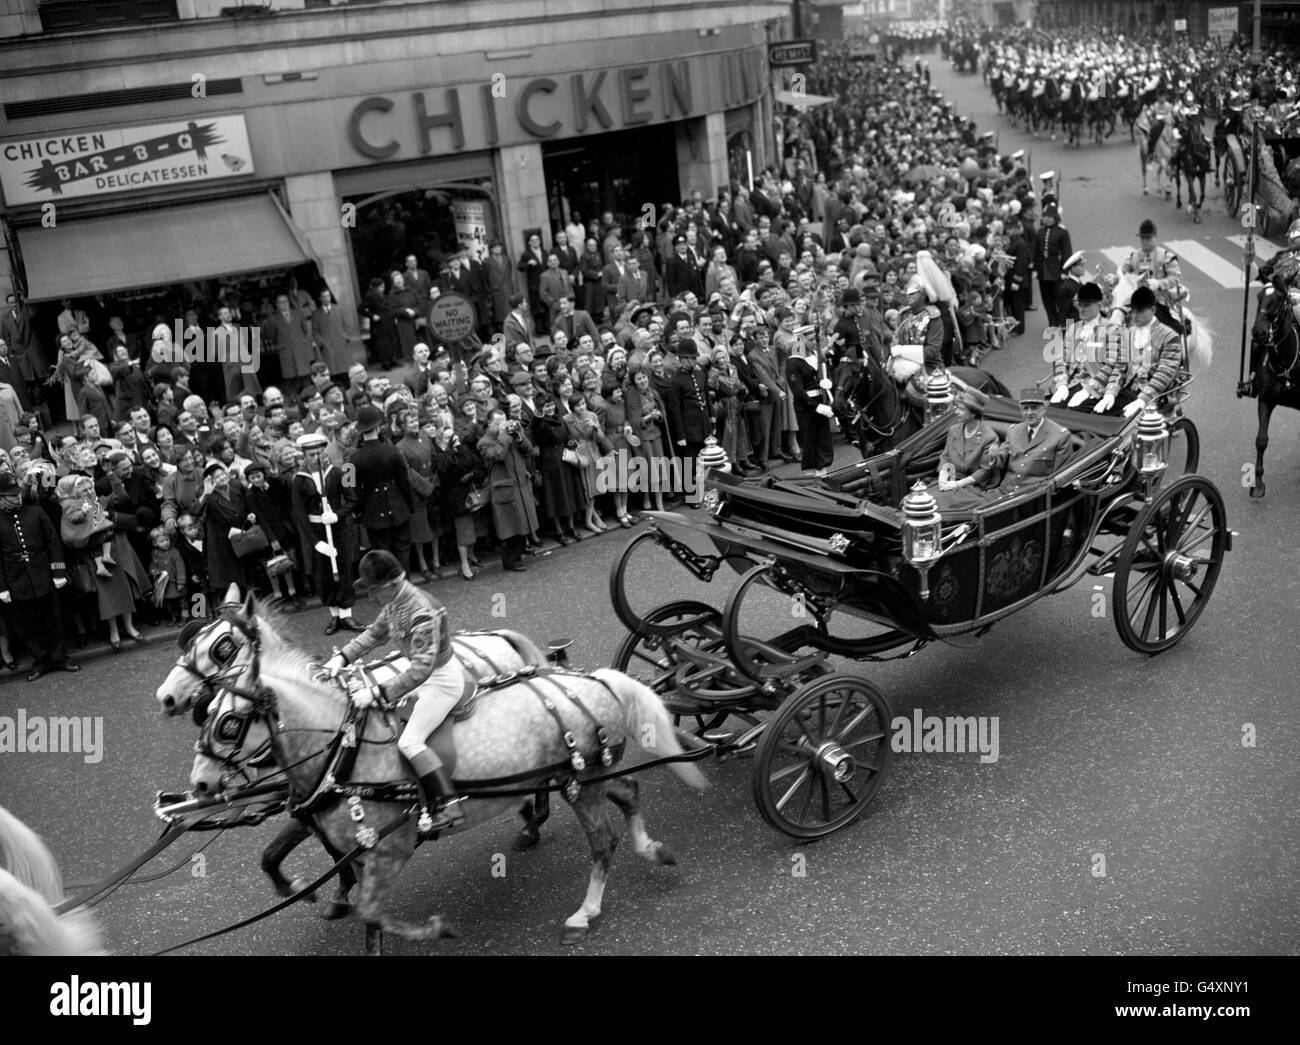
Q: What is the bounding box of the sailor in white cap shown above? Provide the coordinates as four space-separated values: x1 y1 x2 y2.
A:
290 431 363 635
1055 251 1088 324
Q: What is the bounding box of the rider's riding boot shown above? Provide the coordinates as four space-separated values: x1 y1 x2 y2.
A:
408 749 465 834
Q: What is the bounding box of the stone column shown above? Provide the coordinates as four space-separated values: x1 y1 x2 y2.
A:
674 112 728 204
493 142 550 298
283 172 360 355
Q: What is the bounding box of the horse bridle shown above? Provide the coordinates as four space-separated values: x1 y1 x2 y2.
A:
1263 299 1300 385
174 618 247 725
843 355 905 439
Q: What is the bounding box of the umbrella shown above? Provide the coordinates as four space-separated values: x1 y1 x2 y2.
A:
902 164 947 185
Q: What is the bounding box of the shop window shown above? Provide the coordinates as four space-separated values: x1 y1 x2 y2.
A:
39 0 178 32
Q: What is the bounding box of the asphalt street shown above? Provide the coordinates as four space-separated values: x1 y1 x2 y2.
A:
1 54 1297 956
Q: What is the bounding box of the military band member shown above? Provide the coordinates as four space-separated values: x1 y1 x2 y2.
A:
1055 282 1117 408
1092 285 1183 417
290 432 363 635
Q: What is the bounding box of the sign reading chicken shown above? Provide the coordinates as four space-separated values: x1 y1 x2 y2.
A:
0 114 254 206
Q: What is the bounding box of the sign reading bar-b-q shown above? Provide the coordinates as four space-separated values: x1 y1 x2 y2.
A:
768 40 817 67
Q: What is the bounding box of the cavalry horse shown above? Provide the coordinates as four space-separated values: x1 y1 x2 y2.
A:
1245 276 1300 498
1139 115 1178 199
156 604 571 919
1087 80 1116 145
833 353 1011 459
0 804 104 955
185 597 706 952
1032 75 1062 140
1119 81 1144 142
1171 115 1212 223
1060 77 1086 148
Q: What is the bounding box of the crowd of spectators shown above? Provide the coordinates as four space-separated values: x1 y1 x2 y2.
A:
0 31 1093 680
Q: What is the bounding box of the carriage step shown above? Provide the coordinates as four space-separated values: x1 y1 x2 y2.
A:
702 730 735 745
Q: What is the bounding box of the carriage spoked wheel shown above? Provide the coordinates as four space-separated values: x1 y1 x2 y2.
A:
1163 417 1200 479
610 600 735 734
1112 475 1228 654
751 674 894 839
1222 160 1240 216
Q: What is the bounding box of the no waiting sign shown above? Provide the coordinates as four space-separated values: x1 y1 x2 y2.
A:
768 40 817 67
427 292 476 341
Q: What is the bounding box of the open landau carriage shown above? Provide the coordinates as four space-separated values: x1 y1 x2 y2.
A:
609 392 1230 839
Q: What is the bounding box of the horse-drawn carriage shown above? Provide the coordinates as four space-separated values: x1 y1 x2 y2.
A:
608 393 1228 839
1219 114 1300 236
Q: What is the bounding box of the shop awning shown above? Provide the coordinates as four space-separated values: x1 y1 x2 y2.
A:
775 90 835 109
19 193 313 301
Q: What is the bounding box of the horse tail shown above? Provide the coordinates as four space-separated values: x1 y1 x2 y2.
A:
0 803 65 905
0 869 105 955
1185 310 1214 370
592 669 709 791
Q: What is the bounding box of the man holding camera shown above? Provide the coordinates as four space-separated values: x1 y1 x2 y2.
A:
476 408 537 571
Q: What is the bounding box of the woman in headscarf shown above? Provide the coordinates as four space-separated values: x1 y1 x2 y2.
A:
54 473 149 651
530 393 585 544
395 407 438 583
625 367 669 513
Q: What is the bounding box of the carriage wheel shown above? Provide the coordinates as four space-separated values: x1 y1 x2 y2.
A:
752 674 893 840
1163 417 1200 479
1112 475 1227 655
1222 160 1239 215
611 601 737 734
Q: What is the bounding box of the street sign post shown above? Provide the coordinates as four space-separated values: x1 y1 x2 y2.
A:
768 40 818 67
427 292 476 342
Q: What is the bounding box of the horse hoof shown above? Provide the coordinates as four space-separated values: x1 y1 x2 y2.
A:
323 901 352 921
653 841 678 866
512 829 540 852
561 924 589 946
431 916 459 940
1249 483 1266 499
288 877 317 902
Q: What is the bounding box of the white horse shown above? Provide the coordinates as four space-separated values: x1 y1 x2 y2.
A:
1138 112 1178 198
0 804 104 955
186 598 707 951
1108 269 1214 372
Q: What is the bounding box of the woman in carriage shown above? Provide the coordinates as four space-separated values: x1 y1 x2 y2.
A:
930 387 1002 511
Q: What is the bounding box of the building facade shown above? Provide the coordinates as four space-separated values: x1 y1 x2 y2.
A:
0 0 788 344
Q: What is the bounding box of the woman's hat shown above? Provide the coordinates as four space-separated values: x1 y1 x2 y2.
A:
203 460 226 479
961 387 989 416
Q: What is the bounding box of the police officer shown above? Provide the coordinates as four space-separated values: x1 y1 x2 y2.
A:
0 472 79 681
326 550 465 834
348 405 414 566
290 431 364 636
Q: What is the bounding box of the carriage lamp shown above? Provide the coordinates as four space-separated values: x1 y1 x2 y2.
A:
901 481 943 599
924 370 955 425
1132 406 1169 476
697 435 729 513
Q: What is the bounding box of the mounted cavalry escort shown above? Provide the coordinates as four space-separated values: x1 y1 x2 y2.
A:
168 592 705 952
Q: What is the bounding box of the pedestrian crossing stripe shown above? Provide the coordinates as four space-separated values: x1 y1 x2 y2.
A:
1090 236 1282 289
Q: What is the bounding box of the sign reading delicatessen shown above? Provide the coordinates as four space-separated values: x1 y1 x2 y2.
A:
0 114 255 207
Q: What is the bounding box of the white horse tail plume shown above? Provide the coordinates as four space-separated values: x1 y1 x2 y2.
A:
592 669 709 791
0 871 106 955
0 805 105 955
1184 308 1214 370
0 803 64 905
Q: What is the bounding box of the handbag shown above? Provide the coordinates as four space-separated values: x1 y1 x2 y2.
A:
264 553 294 578
562 446 581 467
465 484 489 511
230 524 270 558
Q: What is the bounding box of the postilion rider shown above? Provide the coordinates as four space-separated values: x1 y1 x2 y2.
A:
325 549 466 834
1122 219 1186 335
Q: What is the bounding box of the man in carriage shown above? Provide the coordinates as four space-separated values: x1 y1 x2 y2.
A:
1052 282 1118 409
1091 285 1184 418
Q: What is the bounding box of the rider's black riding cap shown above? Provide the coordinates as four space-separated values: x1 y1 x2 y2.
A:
1138 219 1157 237
356 549 406 593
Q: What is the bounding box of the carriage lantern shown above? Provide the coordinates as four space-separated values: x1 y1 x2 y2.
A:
924 370 955 425
697 435 729 513
1132 406 1169 477
901 481 943 599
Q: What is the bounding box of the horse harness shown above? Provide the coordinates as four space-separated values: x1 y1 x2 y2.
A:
237 664 631 835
